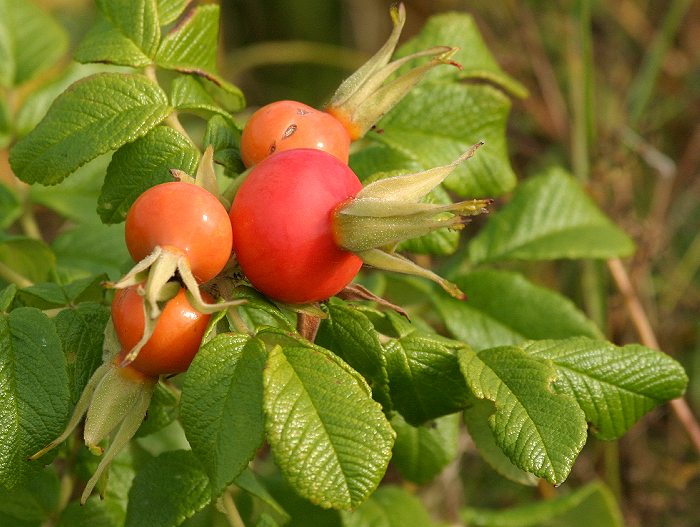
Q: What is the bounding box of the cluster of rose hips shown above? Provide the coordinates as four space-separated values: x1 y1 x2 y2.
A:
31 3 491 503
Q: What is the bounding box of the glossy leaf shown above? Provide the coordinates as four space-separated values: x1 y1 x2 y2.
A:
97 125 199 223
170 75 234 121
464 399 538 486
469 168 636 264
10 73 172 185
156 4 218 72
316 299 391 408
261 329 394 509
135 381 179 438
523 338 688 440
459 346 587 485
0 308 70 489
180 334 266 495
96 0 160 57
435 269 602 351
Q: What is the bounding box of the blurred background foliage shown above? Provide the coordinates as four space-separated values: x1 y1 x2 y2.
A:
22 0 700 525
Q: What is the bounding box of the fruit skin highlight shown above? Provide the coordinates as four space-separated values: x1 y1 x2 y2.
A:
112 285 213 377
229 149 363 304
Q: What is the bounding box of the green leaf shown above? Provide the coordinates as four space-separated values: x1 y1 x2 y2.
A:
52 222 128 282
155 4 245 112
180 334 266 496
29 156 109 224
0 308 70 489
234 469 290 523
0 284 17 311
0 235 56 284
57 499 123 527
316 299 391 409
0 183 21 229
125 450 211 527
170 74 234 121
54 303 110 406
0 0 68 87
461 481 623 527
156 4 218 73
96 0 160 58
230 286 295 332
97 125 200 223
390 413 460 485
9 73 172 186
396 12 528 98
353 82 515 198
157 0 191 26
340 486 434 527
74 15 152 67
260 329 395 510
469 168 636 264
464 399 538 486
435 270 602 351
15 276 104 309
203 115 244 174
522 338 688 440
384 331 471 425
0 468 60 522
458 346 587 485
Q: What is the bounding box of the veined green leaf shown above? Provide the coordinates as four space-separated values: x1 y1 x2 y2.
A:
124 450 211 527
435 269 602 351
97 125 199 223
156 4 218 73
10 73 172 186
96 0 160 58
384 331 471 425
464 399 538 486
54 303 110 406
523 338 688 440
354 82 515 198
155 4 245 112
0 308 70 489
0 0 68 87
180 334 266 496
461 481 623 527
135 381 179 438
396 12 528 98
170 74 234 121
157 0 191 26
390 413 460 485
316 299 391 409
261 329 394 510
74 15 152 67
459 346 587 485
469 167 636 263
